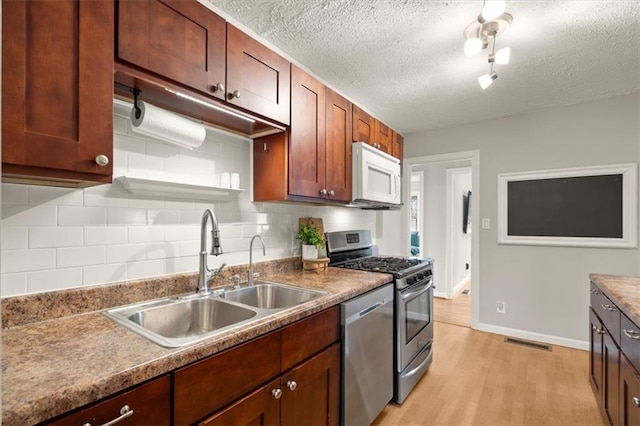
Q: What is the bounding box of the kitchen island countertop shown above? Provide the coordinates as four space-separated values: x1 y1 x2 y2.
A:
2 265 392 425
590 273 640 326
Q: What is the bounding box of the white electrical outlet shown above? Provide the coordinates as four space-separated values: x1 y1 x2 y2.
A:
496 301 506 314
482 218 491 229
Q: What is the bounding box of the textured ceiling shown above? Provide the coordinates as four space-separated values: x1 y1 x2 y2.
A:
204 0 640 134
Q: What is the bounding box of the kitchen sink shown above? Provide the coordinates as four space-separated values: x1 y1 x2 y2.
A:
221 281 326 309
104 282 326 347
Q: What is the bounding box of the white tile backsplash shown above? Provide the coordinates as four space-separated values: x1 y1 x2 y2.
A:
0 112 378 296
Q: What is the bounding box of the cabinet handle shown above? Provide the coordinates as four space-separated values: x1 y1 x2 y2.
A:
287 380 297 391
601 304 616 312
82 405 133 426
591 289 599 294
229 90 241 99
592 325 605 335
319 189 328 196
624 329 640 340
210 82 225 93
633 397 640 407
271 388 282 399
329 190 335 196
95 155 109 166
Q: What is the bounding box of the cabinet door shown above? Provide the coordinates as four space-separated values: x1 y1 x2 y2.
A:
199 378 281 426
392 130 404 162
226 24 291 125
325 88 352 202
374 119 391 154
603 330 620 425
620 354 640 426
2 0 113 185
590 308 604 399
281 343 340 426
289 65 326 199
352 104 372 144
117 0 226 100
44 375 171 426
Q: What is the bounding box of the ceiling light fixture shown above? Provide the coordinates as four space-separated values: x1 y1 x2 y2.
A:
463 1 513 89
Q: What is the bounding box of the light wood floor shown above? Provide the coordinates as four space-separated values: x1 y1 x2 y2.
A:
373 321 603 426
433 281 471 328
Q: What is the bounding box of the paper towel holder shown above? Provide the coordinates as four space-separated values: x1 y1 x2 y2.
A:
115 82 142 120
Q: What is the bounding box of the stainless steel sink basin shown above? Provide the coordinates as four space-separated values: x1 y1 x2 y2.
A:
104 282 327 347
221 281 325 309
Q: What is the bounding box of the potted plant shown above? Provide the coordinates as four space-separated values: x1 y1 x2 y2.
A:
297 220 325 260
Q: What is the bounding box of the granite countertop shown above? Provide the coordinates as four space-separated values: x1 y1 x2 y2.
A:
590 273 640 325
2 263 392 425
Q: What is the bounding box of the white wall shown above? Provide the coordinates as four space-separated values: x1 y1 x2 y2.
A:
404 94 640 346
0 110 377 297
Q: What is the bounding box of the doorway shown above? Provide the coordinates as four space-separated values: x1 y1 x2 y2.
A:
403 151 479 329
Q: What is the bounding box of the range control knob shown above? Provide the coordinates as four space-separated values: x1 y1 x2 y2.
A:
406 277 416 286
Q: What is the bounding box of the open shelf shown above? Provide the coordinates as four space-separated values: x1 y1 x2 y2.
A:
115 176 243 201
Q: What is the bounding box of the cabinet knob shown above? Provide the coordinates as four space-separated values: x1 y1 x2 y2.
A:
272 388 282 399
229 90 241 99
95 155 109 166
286 380 297 391
329 190 335 196
210 82 225 93
319 189 328 196
634 396 640 407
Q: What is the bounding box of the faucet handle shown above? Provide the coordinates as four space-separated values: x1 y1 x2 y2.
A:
230 274 241 289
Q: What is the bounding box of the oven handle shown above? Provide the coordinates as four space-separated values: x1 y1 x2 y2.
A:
400 279 433 300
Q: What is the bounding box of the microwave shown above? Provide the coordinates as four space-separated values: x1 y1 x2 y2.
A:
352 142 402 209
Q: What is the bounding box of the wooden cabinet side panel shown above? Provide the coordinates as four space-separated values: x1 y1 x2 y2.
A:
352 104 371 143
253 133 288 202
174 332 282 426
44 375 171 426
603 331 620 426
392 131 404 163
281 307 340 371
117 0 226 99
226 24 291 125
199 378 281 426
288 65 326 198
2 0 113 180
590 308 604 398
325 88 352 202
281 343 340 426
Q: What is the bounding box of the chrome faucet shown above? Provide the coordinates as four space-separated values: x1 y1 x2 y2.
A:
248 235 266 286
198 209 224 294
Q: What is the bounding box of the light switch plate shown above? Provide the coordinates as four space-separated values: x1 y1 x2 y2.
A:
482 218 490 229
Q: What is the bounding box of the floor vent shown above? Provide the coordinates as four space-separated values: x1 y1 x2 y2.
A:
504 337 552 352
461 289 470 295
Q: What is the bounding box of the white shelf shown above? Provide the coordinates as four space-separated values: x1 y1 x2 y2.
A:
115 176 243 202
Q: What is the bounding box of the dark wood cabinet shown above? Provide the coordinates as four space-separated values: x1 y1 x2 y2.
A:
43 375 171 426
619 354 640 426
591 308 605 398
604 330 621 425
373 119 391 154
352 104 373 144
254 67 351 203
117 0 226 100
392 130 404 163
226 24 291 125
2 0 114 186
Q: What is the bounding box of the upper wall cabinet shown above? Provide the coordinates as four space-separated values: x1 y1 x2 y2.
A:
391 130 404 164
253 65 351 204
374 119 391 154
2 0 114 187
226 24 291 126
352 104 373 144
117 0 226 100
116 2 290 128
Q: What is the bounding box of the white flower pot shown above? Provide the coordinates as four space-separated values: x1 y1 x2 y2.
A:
302 244 318 260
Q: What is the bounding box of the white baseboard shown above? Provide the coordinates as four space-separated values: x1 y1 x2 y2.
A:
434 291 447 298
452 273 470 296
474 322 589 351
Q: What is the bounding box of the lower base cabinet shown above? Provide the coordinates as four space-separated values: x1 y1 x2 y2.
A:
201 343 340 426
619 354 640 426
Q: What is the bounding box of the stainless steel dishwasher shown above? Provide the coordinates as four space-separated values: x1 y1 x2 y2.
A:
341 283 394 426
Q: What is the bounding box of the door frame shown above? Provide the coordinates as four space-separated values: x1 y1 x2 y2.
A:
445 166 472 299
410 170 424 256
403 150 480 329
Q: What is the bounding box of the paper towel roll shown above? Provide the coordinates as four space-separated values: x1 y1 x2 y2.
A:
130 100 206 149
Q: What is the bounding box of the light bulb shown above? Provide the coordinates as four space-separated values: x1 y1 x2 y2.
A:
481 1 506 21
494 47 511 64
478 71 498 89
464 38 483 56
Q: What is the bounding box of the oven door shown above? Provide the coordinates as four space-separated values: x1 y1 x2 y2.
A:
396 278 434 371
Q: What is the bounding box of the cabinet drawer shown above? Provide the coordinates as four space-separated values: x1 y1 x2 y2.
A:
173 331 281 426
592 284 621 345
43 375 170 425
281 307 340 371
621 313 640 373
